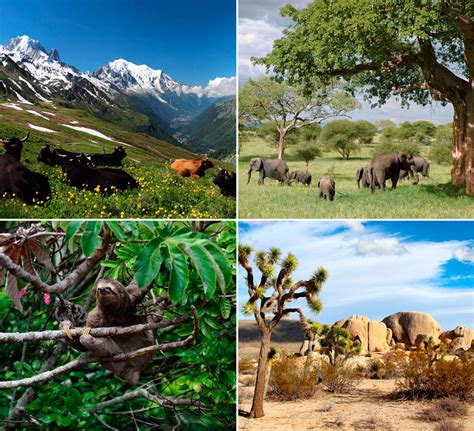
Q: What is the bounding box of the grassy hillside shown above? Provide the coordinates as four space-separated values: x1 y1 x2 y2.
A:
239 135 473 219
184 98 236 158
0 102 235 218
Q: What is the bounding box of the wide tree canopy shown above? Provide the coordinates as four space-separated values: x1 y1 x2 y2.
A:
257 0 474 194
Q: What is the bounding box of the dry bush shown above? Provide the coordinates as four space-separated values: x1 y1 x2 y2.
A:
383 349 408 378
422 397 469 422
368 358 385 379
238 358 255 373
397 351 474 399
320 360 362 393
434 419 464 431
268 355 319 400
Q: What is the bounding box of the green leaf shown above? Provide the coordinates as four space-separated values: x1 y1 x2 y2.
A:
80 221 102 257
106 221 127 241
42 414 57 424
134 237 163 287
168 245 189 303
182 244 216 298
65 221 83 241
220 299 231 319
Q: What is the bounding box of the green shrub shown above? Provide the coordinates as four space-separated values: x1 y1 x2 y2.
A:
429 142 451 165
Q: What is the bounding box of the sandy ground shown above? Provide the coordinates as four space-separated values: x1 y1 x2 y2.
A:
238 346 474 430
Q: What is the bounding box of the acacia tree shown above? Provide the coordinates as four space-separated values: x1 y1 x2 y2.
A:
239 76 359 159
238 245 328 419
258 1 474 195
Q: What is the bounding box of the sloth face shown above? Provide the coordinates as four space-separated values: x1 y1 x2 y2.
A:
95 279 126 309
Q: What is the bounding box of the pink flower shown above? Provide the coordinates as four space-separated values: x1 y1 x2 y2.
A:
19 287 27 300
43 293 51 305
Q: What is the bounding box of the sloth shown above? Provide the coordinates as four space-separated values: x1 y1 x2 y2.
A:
77 278 155 385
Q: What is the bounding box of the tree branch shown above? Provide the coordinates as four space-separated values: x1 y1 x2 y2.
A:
0 313 189 343
0 240 110 294
89 388 206 412
0 308 199 389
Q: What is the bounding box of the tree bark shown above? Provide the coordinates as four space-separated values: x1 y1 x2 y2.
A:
249 329 271 419
277 129 286 160
451 87 474 195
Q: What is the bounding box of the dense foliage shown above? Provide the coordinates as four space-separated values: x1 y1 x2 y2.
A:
0 220 236 429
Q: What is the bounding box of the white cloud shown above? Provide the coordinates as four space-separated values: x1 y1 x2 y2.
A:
354 237 407 256
204 77 236 97
181 76 236 98
238 222 473 330
453 246 474 264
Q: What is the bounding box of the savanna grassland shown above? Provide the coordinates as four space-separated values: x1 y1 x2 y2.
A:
238 135 473 219
0 103 235 218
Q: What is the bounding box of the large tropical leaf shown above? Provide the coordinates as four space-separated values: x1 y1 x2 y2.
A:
134 237 164 287
167 245 189 303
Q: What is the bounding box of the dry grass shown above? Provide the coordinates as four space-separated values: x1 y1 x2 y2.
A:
434 419 465 431
320 360 362 393
268 355 319 401
422 397 469 422
238 358 255 373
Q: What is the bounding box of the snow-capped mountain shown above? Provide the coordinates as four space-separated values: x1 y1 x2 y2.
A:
0 35 235 151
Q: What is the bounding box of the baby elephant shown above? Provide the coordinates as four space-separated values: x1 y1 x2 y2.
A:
288 170 312 186
318 176 336 201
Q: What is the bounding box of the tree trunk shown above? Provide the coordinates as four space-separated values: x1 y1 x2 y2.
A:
451 88 474 195
277 128 286 160
249 330 271 419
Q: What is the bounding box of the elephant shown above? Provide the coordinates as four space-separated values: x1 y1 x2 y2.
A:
368 153 415 193
356 167 370 188
356 167 380 189
317 176 336 201
288 170 312 186
247 157 289 185
399 156 431 183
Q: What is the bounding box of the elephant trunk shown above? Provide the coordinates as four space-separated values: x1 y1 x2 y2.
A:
247 170 252 184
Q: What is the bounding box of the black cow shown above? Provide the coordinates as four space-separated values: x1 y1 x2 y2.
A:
88 146 127 167
37 145 93 167
0 132 51 205
213 168 236 198
62 159 138 193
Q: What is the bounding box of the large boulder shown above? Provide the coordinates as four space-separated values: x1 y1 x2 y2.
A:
382 311 441 347
334 315 391 352
440 326 474 351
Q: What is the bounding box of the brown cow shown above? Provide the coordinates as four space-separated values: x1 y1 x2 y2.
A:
170 156 214 178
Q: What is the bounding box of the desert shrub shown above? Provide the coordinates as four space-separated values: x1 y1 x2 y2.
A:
429 357 474 400
239 359 255 373
268 355 319 400
434 419 464 431
397 351 474 400
422 397 469 422
368 358 385 379
320 360 362 393
429 142 451 165
383 349 408 378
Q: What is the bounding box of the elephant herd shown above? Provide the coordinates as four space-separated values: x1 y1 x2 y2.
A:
247 153 431 201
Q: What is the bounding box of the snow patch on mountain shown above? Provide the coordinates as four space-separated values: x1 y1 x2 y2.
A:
28 123 56 133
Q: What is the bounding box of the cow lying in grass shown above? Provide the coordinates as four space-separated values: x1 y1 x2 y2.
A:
62 158 138 194
213 168 236 197
0 132 51 205
170 156 214 178
38 144 93 167
88 146 127 167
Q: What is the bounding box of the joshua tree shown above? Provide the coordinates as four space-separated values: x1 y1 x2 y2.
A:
319 325 361 367
239 245 328 419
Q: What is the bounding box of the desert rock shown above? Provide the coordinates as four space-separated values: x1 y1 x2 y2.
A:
382 311 441 346
334 315 391 352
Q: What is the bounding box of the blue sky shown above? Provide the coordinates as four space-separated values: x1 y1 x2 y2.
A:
0 0 236 86
239 0 454 124
238 221 474 330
